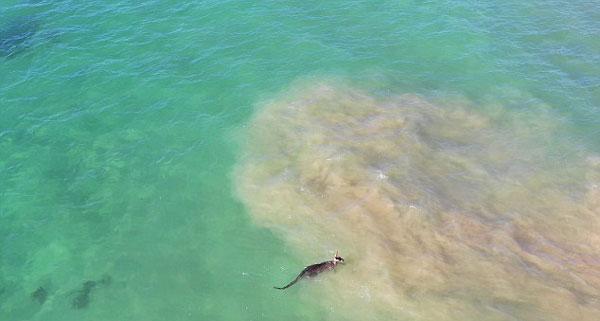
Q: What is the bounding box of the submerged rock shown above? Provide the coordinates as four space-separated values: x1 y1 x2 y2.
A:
30 286 47 304
71 281 96 309
71 275 111 309
0 16 40 59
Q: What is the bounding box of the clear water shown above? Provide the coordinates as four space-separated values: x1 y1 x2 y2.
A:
1 1 599 321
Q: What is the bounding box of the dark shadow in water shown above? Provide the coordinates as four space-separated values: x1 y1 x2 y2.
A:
71 275 111 309
30 286 48 304
71 280 96 309
0 16 41 59
29 279 54 305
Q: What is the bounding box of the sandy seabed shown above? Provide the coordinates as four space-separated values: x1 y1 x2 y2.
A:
234 81 600 321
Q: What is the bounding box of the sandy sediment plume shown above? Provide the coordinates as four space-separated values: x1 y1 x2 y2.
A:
234 81 600 321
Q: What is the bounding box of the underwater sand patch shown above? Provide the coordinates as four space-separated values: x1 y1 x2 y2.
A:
234 81 600 321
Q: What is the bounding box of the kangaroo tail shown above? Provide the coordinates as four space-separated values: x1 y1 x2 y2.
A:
274 275 301 290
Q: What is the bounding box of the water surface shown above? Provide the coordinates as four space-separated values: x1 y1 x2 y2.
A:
1 1 599 320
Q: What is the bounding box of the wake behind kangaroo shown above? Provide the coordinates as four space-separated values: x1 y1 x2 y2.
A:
274 251 345 290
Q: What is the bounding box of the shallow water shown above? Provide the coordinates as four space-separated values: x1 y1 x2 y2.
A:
235 81 600 321
1 1 599 320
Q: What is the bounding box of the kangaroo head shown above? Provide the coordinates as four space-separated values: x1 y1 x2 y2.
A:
333 250 345 266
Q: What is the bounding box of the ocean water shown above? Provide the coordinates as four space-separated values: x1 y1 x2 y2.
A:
1 1 599 321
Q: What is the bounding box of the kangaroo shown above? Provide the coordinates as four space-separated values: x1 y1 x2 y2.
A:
274 251 345 290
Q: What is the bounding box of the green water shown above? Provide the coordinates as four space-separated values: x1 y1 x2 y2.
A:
1 1 599 320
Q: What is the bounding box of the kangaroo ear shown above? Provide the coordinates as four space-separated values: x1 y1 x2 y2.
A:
335 250 339 257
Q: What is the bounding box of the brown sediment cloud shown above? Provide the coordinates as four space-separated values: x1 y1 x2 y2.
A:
234 81 600 321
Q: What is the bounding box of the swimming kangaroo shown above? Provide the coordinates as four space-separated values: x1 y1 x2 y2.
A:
274 251 345 290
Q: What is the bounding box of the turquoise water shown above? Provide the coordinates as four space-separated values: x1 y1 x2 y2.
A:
1 1 599 321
